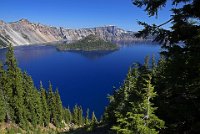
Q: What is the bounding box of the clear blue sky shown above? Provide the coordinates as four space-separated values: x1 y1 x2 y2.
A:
0 0 172 31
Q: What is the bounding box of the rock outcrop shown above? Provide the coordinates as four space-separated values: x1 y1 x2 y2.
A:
0 19 147 47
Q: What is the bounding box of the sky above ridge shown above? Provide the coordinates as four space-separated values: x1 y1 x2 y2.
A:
0 0 173 31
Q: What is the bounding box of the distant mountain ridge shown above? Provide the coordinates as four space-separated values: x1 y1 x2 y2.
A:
0 19 149 47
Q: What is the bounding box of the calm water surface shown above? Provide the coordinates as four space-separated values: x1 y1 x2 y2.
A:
0 43 161 118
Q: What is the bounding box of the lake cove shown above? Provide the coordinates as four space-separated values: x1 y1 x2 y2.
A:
0 43 160 118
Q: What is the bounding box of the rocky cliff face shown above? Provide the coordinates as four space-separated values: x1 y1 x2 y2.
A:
0 19 145 47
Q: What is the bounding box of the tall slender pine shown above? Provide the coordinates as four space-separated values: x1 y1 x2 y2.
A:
40 81 50 126
6 44 26 127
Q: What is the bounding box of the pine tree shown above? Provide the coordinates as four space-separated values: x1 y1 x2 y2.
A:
40 81 50 126
73 105 79 125
104 64 139 127
78 106 83 126
91 111 98 125
23 72 38 126
47 81 56 125
23 72 43 126
123 62 164 134
85 108 90 125
0 60 11 124
0 62 6 122
3 45 14 122
0 91 5 122
132 0 200 133
0 45 68 129
6 44 26 127
54 88 63 127
63 107 72 124
33 88 43 125
105 59 164 134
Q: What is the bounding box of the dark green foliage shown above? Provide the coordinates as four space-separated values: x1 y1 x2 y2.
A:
57 34 118 51
91 111 98 125
47 82 66 127
23 72 37 126
0 61 11 123
132 0 200 133
78 106 84 126
88 111 98 131
63 107 72 124
104 65 139 127
0 62 6 122
72 105 79 125
33 88 43 125
40 81 50 126
72 105 85 126
6 44 27 127
23 72 43 126
47 81 57 125
0 45 89 131
85 108 90 125
0 90 5 122
54 88 63 127
104 58 165 134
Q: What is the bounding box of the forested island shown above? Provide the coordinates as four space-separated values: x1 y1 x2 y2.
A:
57 35 119 51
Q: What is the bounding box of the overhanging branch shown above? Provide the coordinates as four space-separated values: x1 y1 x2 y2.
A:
158 18 173 27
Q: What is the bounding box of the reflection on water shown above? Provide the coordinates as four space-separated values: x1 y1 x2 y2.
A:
0 45 56 63
14 45 56 63
67 50 117 59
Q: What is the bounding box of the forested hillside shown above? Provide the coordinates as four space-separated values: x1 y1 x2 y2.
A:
0 45 97 133
98 0 200 134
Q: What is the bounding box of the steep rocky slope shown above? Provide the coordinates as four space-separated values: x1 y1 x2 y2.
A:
0 19 146 47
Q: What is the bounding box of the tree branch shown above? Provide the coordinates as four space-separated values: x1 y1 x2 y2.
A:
158 18 173 27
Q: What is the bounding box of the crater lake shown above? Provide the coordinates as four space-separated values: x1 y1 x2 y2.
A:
0 43 161 118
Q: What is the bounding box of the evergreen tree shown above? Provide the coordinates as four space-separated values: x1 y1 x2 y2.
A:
47 81 56 125
123 61 164 134
73 105 79 125
72 105 85 126
0 62 6 122
132 0 200 133
0 45 70 130
104 64 139 126
23 72 38 126
105 59 164 134
23 72 43 126
40 81 50 126
33 88 43 125
54 88 63 127
6 44 26 127
0 45 89 132
78 106 83 126
0 55 11 124
85 108 90 125
0 89 5 122
91 111 98 125
63 107 72 124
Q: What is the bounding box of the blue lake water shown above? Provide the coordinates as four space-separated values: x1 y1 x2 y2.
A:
0 43 161 118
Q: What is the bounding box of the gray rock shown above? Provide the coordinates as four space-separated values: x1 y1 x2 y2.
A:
0 19 148 46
